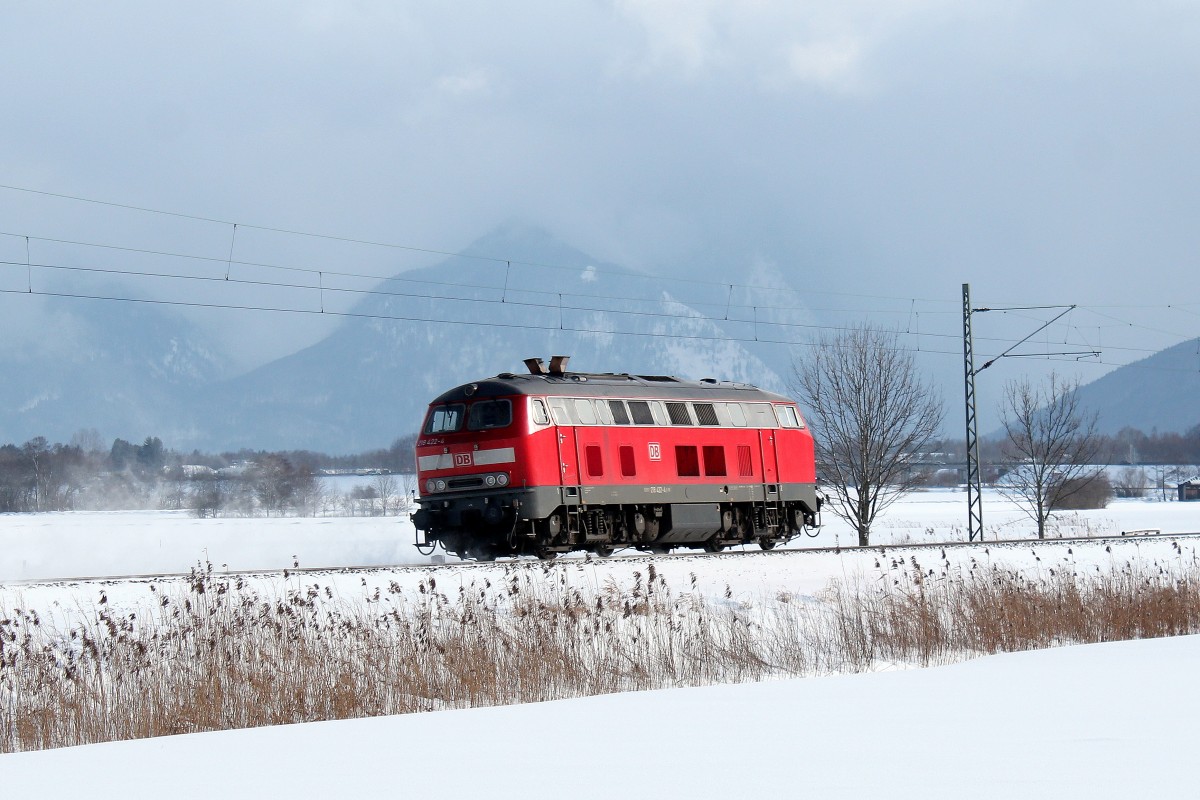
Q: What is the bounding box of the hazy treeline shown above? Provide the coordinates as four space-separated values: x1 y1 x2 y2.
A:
928 424 1200 467
0 431 418 514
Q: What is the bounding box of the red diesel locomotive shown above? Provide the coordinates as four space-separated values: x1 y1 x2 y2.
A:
411 356 821 560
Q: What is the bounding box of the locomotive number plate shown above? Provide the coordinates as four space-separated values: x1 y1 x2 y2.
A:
454 452 474 467
648 442 661 461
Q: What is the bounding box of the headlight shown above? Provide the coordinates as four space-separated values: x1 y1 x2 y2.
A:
435 479 447 491
425 479 436 493
496 473 509 487
484 475 497 487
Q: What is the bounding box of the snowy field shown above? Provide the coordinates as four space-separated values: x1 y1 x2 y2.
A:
3 634 1197 799
2 488 1196 584
2 490 1199 797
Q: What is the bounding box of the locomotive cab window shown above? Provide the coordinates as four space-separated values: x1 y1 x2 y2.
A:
776 405 802 428
424 404 465 434
531 398 551 426
467 399 512 431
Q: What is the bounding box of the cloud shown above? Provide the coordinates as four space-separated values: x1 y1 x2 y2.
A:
609 0 954 89
436 68 495 97
785 37 865 91
612 0 726 75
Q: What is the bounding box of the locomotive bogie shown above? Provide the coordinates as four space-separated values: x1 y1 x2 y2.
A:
413 361 822 560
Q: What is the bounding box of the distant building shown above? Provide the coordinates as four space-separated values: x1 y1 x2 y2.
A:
1179 478 1200 502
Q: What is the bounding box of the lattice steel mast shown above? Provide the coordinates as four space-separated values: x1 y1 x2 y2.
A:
961 287 1093 542
962 284 984 542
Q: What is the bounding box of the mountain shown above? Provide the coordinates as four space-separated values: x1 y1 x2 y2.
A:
1 226 815 453
6 224 1195 453
0 293 230 447
191 226 795 452
1074 338 1200 435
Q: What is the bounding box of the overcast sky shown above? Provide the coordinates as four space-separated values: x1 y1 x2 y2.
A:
2 1 1198 397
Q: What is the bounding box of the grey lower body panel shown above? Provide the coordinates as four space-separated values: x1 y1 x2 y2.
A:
413 481 821 557
577 481 817 509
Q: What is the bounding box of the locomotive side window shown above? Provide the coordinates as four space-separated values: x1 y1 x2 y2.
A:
650 402 669 426
574 398 598 425
726 403 748 427
531 398 551 426
745 403 779 428
424 404 465 434
693 403 720 426
609 400 631 425
666 401 693 425
467 399 512 431
675 445 700 477
619 445 636 476
627 400 655 425
593 399 615 425
703 445 727 476
549 398 573 425
585 445 604 477
776 405 802 428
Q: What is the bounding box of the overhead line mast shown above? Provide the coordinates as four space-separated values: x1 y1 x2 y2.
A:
961 284 1098 542
962 284 984 542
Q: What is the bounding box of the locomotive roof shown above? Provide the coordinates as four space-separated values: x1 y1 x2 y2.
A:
429 370 794 405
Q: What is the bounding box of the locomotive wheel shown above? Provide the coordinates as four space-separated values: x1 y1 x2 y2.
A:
594 543 614 558
758 538 777 551
703 537 724 553
535 548 558 561
649 545 671 555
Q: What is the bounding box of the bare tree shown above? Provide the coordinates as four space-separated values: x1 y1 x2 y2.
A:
998 373 1103 539
1112 466 1149 499
793 325 944 546
373 474 398 516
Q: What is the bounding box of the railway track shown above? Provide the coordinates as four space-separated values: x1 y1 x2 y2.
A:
7 528 1200 588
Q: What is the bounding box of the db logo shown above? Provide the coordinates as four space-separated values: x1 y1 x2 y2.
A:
648 443 661 461
454 452 474 467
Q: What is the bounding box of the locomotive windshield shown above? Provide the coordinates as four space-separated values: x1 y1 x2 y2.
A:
468 399 513 431
424 404 465 434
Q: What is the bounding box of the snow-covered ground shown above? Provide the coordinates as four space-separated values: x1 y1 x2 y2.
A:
2 634 1197 799
2 488 1196 584
2 490 1199 797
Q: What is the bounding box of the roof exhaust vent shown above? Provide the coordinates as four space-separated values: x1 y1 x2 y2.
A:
523 358 548 375
548 355 570 375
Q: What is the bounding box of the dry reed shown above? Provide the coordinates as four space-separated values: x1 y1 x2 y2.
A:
3 551 1199 753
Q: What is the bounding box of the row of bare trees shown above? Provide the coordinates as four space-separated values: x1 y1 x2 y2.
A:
190 469 414 518
793 325 1111 544
0 434 417 515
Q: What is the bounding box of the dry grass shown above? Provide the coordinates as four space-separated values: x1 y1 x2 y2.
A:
3 550 1200 753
